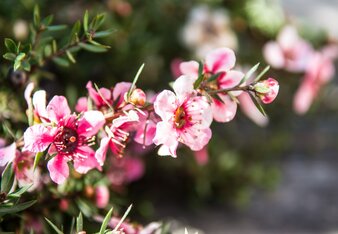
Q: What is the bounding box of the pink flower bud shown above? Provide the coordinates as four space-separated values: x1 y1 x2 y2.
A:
129 88 146 107
95 185 110 208
59 199 69 211
254 78 279 104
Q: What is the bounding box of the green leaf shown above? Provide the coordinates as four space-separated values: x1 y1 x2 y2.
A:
76 212 83 232
42 15 54 27
52 40 57 53
3 53 16 61
239 63 260 85
33 5 40 28
14 52 26 70
66 50 76 63
79 42 108 53
45 218 64 234
89 13 105 31
198 61 203 77
0 200 36 215
4 38 17 53
52 57 70 67
94 28 116 38
83 10 89 32
248 91 267 116
127 63 145 98
7 185 32 198
99 207 113 234
33 151 43 171
88 40 110 48
193 75 204 89
21 61 31 71
76 198 96 217
112 205 132 232
1 163 14 193
70 20 81 43
47 25 67 32
254 65 270 82
207 72 222 83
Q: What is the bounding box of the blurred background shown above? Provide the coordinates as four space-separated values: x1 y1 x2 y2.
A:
1 0 338 233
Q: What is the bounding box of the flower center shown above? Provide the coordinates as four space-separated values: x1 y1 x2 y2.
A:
174 106 187 129
54 126 79 154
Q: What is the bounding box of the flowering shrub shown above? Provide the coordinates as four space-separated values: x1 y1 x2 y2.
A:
0 0 336 233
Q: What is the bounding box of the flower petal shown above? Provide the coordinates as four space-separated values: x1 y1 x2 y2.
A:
173 75 196 100
32 90 48 120
218 70 244 89
153 121 179 157
47 154 69 184
73 146 101 173
95 137 110 166
211 94 237 122
205 47 236 73
0 142 16 167
179 60 199 78
46 96 71 123
154 90 178 121
77 110 105 137
23 125 54 152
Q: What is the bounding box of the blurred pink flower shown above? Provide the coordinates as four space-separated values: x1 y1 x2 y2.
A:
153 75 212 157
263 25 313 72
95 185 110 208
23 96 105 184
180 47 243 122
108 156 145 187
193 146 209 165
293 48 337 115
238 92 269 127
0 142 40 190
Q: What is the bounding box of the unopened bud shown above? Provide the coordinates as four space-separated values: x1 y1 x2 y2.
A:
253 78 279 104
84 185 95 198
129 88 146 106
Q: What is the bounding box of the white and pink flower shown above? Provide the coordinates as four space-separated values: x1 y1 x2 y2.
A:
293 47 337 114
180 47 244 122
263 25 313 72
153 75 213 157
23 95 105 184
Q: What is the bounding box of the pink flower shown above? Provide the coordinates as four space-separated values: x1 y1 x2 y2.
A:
180 47 244 122
13 150 40 190
193 146 209 165
95 185 110 208
0 142 40 190
293 49 336 115
87 81 112 109
253 78 279 104
75 81 132 112
263 25 313 72
153 75 213 157
95 110 139 164
108 156 145 187
23 96 105 184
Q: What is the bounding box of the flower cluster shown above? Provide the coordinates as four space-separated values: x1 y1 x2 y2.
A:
264 25 338 114
0 47 279 189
